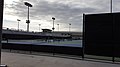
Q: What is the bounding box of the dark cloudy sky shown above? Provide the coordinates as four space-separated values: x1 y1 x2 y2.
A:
3 0 120 32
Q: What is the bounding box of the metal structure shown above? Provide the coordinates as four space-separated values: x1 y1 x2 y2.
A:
17 19 21 31
52 17 55 32
69 23 71 32
24 2 32 32
57 24 59 31
39 24 41 32
110 0 112 13
0 0 7 67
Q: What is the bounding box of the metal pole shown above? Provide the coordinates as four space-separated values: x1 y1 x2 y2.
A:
69 24 70 32
0 0 4 65
39 24 40 32
69 23 71 32
53 20 54 31
27 23 29 32
82 14 85 59
57 24 59 31
18 21 19 31
52 17 55 32
24 2 32 32
111 0 112 13
17 19 20 31
27 6 29 32
0 0 7 67
39 24 41 32
28 6 29 20
58 24 59 31
110 0 115 62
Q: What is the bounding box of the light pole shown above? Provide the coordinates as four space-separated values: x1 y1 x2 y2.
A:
17 19 21 31
110 0 114 62
24 2 32 32
57 24 59 31
110 0 112 13
69 23 71 32
39 24 41 32
0 0 7 67
52 17 55 32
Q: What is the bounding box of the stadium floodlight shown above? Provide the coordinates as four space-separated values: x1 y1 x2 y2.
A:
24 2 33 32
39 24 41 32
57 24 59 31
52 17 55 31
17 19 21 31
69 23 71 32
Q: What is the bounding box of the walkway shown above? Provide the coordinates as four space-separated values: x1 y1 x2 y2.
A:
1 52 120 67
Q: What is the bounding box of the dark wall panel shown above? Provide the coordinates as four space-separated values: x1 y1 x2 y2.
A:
84 13 113 44
113 13 120 57
84 13 114 57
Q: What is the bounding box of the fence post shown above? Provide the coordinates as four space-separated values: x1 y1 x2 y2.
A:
0 0 7 67
82 13 85 60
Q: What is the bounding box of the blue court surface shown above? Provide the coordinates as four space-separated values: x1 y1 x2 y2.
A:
2 40 82 47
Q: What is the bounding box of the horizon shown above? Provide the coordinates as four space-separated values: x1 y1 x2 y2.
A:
3 0 120 32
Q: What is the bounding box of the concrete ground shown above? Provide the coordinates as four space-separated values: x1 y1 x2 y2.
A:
1 52 120 67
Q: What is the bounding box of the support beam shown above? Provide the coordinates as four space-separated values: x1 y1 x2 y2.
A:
0 0 7 67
